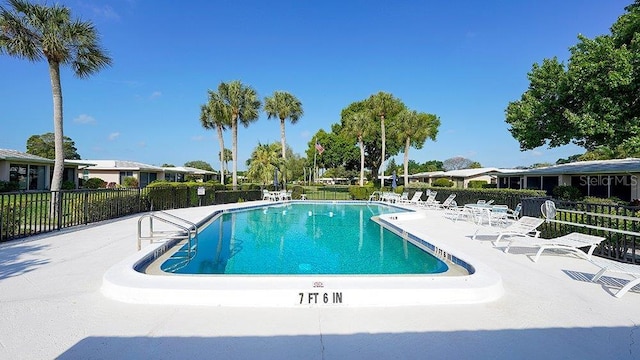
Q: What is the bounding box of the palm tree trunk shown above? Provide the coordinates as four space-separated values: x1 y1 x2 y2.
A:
232 118 238 190
404 137 411 186
359 137 365 186
216 124 225 185
280 118 287 160
48 60 65 192
48 60 64 218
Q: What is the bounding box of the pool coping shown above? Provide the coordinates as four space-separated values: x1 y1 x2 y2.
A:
101 201 504 307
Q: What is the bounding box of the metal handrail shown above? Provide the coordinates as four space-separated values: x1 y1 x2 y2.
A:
137 211 198 256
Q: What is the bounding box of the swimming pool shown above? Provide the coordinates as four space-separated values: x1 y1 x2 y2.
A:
159 202 449 275
101 201 504 306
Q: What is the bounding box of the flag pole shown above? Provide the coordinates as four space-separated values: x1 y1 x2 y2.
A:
313 137 317 185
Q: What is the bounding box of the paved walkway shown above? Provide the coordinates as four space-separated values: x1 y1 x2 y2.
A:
1 202 639 359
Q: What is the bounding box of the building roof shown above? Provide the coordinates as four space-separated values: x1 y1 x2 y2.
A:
0 148 53 164
77 160 165 171
1 149 94 167
163 166 217 175
496 158 640 176
442 167 500 178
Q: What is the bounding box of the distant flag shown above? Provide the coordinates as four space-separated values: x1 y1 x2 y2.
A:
315 142 325 155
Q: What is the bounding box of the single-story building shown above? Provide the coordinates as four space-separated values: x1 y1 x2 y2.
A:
68 159 166 188
162 166 218 182
0 148 91 190
408 168 503 188
494 158 640 201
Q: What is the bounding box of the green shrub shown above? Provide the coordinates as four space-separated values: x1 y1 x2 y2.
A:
290 185 304 199
0 181 20 192
582 196 625 205
122 176 139 188
432 178 454 187
84 178 106 189
61 181 76 190
348 186 375 200
468 180 487 189
553 185 582 201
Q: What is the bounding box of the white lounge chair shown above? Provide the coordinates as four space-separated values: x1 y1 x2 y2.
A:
434 193 456 209
503 232 605 262
488 205 510 227
406 191 423 206
472 216 544 242
589 258 640 298
422 191 438 207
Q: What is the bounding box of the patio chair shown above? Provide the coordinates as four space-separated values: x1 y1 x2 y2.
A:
489 205 510 227
472 216 544 242
506 203 522 220
398 192 409 203
503 232 605 262
589 258 640 298
368 191 382 202
444 200 470 222
422 191 438 207
262 189 276 201
406 191 423 206
434 193 456 209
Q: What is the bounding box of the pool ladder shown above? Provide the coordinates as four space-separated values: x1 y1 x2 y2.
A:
137 211 199 262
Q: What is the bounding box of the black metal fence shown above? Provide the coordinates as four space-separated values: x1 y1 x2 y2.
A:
522 197 640 264
0 187 261 242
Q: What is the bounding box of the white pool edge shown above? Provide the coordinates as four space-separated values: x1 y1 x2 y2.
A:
101 203 504 307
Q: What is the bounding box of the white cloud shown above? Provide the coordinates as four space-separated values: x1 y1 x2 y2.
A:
191 135 205 141
300 130 310 138
79 2 121 21
74 114 96 124
149 91 162 100
108 132 120 141
138 141 146 148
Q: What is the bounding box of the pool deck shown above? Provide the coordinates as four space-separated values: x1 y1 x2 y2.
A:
1 200 639 359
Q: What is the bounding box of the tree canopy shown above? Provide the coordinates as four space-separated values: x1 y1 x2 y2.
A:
0 0 111 193
505 1 640 156
184 160 214 172
26 133 80 160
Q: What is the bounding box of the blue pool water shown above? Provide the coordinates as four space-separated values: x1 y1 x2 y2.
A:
160 202 449 275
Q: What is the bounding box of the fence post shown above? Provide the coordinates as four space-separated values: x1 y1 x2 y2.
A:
56 191 63 231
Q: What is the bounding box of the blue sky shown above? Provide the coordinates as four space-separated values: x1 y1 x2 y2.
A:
0 0 631 170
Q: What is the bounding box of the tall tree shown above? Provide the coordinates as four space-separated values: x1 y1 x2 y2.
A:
340 100 402 182
505 2 640 155
200 90 230 185
217 80 261 189
366 92 405 185
184 160 214 172
0 0 111 193
26 133 81 159
393 110 440 185
342 111 372 186
443 156 475 171
264 91 304 159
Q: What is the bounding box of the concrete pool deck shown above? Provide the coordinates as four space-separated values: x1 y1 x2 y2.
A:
1 201 639 359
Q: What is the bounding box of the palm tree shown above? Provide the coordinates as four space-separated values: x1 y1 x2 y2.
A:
264 91 304 160
0 0 111 194
200 90 230 185
343 111 372 186
246 143 280 185
394 110 440 185
217 80 261 189
367 92 405 186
